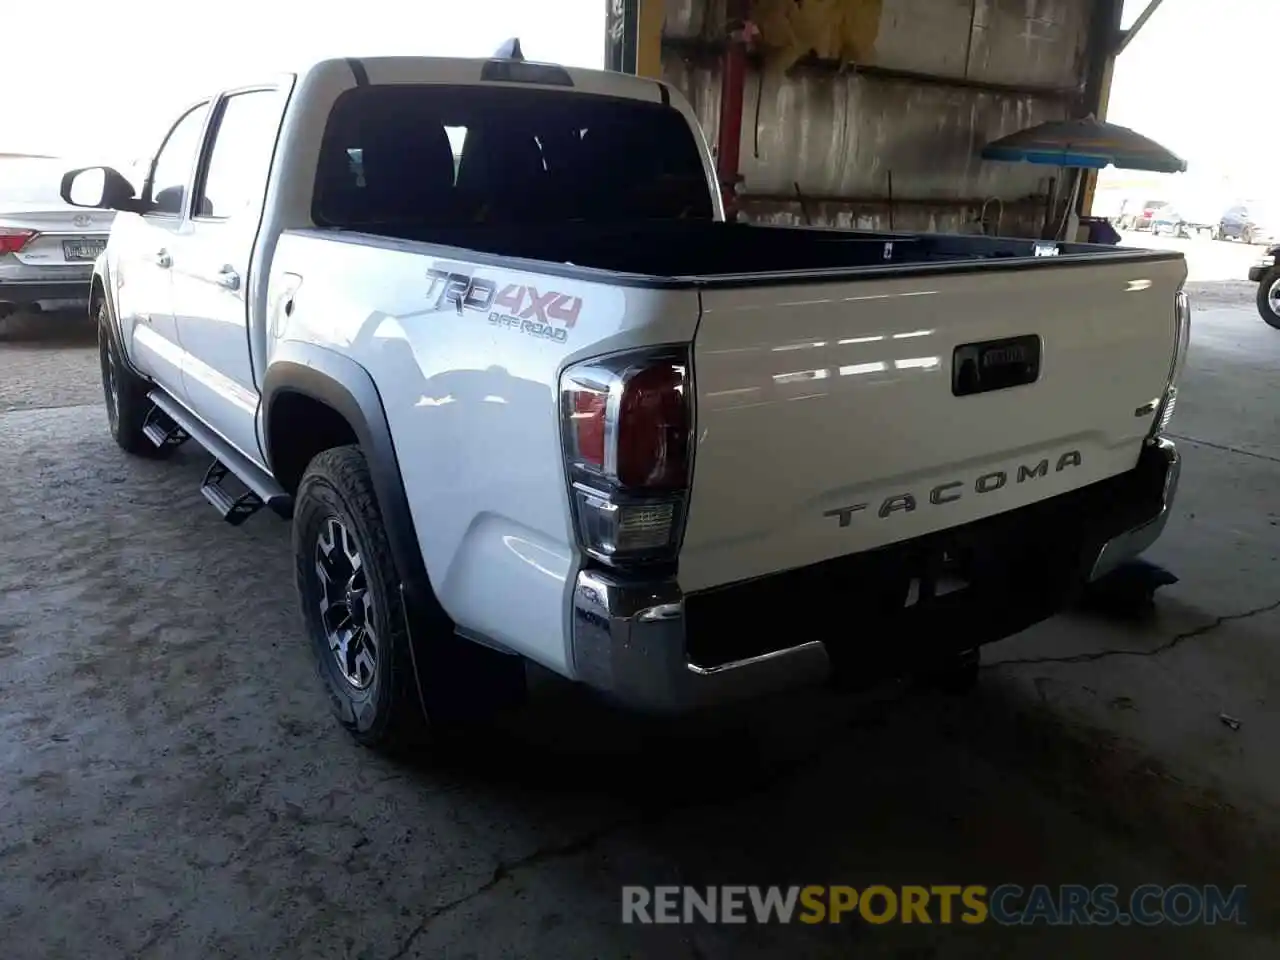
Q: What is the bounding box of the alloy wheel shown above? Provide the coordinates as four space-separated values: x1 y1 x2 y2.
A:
315 515 378 689
101 335 120 430
1267 277 1280 318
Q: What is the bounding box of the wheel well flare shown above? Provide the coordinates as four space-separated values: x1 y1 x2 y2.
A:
266 391 360 494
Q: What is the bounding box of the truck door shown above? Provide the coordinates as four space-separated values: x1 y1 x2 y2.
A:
111 101 210 400
170 85 287 467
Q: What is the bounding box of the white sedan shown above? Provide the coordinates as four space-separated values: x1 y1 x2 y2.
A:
0 154 114 320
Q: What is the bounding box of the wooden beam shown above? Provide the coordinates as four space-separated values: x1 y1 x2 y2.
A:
1116 0 1166 56
662 36 1079 101
741 191 1049 210
635 0 665 79
1078 0 1124 218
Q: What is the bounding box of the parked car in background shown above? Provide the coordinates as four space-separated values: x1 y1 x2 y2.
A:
1215 202 1278 245
1149 206 1186 238
1117 198 1168 232
0 155 114 321
1152 198 1218 238
1247 244 1280 329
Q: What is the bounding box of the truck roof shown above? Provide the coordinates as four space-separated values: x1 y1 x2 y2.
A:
266 55 669 108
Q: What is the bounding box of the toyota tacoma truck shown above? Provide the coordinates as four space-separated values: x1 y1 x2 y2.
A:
61 46 1190 751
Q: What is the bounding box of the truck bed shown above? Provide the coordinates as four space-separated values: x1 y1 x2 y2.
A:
350 219 1178 283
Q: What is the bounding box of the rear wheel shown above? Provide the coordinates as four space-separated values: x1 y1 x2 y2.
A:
292 445 527 752
98 302 156 456
1256 268 1280 330
294 446 430 750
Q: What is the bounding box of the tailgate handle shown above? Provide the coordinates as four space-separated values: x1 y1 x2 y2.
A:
952 335 1041 397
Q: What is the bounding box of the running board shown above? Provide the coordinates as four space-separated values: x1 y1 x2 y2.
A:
147 389 292 523
141 406 190 450
200 461 264 526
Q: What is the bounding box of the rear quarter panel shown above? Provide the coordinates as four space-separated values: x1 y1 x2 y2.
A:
268 232 700 675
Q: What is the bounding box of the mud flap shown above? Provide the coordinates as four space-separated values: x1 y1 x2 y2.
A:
399 584 528 726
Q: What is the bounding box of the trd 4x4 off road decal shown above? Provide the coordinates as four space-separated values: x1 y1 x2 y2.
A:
426 268 583 344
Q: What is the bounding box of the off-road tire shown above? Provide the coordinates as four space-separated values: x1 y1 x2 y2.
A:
1256 268 1280 330
294 445 431 751
98 301 157 456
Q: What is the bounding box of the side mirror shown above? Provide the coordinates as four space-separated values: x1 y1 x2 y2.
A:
60 166 144 213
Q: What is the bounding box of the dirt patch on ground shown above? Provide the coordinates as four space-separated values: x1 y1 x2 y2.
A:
1186 280 1257 310
0 311 99 413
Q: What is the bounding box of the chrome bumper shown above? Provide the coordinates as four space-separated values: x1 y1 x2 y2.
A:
570 572 830 712
1088 437 1180 582
571 438 1181 713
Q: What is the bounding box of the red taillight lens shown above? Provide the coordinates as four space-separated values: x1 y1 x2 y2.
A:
570 388 608 469
560 347 693 567
0 228 37 254
617 364 689 490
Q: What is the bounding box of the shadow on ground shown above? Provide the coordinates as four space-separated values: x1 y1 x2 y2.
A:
0 309 95 344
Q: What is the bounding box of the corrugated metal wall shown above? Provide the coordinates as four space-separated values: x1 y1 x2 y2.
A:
662 0 1099 235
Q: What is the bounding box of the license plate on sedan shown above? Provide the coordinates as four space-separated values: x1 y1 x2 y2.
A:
63 239 106 261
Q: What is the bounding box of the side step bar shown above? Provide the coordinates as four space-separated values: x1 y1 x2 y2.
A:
141 406 190 450
147 389 292 523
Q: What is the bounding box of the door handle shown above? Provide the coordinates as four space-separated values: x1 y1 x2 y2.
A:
215 266 241 291
154 249 172 268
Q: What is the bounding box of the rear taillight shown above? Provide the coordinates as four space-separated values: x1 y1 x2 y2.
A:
0 228 37 254
1151 289 1192 438
560 347 693 567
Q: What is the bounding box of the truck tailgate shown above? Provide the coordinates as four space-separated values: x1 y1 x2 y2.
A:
679 255 1186 593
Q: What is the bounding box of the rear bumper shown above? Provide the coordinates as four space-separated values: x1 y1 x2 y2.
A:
1088 439 1180 581
571 438 1180 712
1249 255 1275 282
0 279 93 307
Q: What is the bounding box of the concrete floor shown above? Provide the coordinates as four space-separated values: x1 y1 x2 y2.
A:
1 242 1278 958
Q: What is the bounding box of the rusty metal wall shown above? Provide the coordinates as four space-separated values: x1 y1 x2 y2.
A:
662 0 1099 234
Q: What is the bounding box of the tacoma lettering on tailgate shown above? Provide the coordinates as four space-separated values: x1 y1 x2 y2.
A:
823 451 1083 528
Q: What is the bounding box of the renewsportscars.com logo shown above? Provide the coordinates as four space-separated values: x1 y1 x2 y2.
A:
621 884 1248 927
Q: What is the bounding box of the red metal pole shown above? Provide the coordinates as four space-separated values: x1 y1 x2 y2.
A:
715 12 755 221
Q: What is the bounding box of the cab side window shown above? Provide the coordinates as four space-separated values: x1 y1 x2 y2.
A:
148 104 211 217
195 90 282 222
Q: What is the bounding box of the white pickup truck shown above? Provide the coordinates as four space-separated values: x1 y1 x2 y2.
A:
62 47 1189 751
